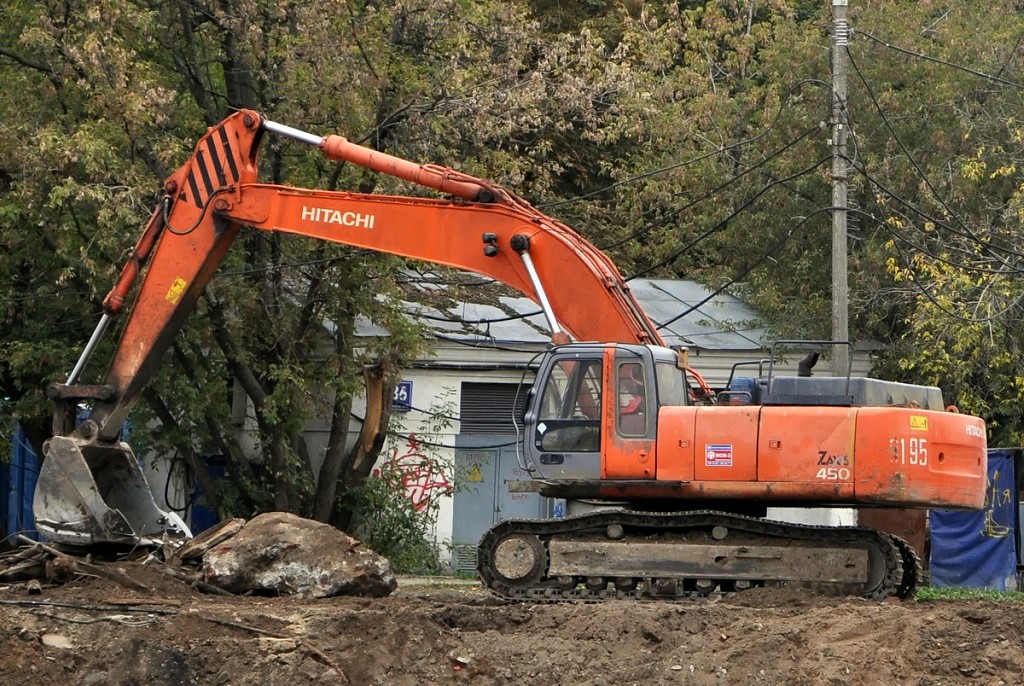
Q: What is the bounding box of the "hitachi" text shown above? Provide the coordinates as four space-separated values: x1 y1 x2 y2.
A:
301 206 375 228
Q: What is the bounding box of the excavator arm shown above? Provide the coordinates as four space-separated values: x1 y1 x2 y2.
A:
37 110 666 544
78 111 663 441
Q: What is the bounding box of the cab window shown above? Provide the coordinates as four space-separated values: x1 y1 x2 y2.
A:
536 358 602 452
617 361 647 436
540 358 602 420
656 361 689 407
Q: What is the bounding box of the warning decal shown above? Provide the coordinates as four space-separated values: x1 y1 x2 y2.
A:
705 444 734 467
165 277 188 305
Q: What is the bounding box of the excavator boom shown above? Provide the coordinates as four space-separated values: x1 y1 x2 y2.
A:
84 111 662 437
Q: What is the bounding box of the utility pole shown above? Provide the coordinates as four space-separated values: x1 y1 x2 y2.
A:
830 0 850 377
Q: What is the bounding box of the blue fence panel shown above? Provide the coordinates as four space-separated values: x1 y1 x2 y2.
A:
1 424 41 543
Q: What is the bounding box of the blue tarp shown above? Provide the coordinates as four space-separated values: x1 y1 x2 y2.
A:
1 424 41 543
929 449 1019 591
190 459 226 534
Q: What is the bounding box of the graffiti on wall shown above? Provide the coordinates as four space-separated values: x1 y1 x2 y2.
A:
982 468 1014 538
372 434 452 512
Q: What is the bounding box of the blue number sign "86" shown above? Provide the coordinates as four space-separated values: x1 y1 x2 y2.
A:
392 381 412 412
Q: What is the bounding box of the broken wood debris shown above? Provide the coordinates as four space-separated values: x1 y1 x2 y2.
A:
10 534 153 592
0 542 51 581
172 517 245 563
0 535 158 594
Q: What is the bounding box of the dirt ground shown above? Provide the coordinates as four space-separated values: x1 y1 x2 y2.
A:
0 560 1021 686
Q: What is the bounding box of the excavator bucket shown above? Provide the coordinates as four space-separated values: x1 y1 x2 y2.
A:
33 436 191 546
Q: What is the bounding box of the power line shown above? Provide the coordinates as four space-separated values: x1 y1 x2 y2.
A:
846 47 1005 260
857 29 1024 90
539 79 829 210
347 411 521 451
411 308 542 325
432 331 545 354
215 250 373 278
655 206 835 330
847 41 1024 269
851 161 1024 271
985 26 1024 93
393 272 498 288
628 155 831 280
0 291 90 304
826 189 1024 323
870 215 1024 324
599 124 821 253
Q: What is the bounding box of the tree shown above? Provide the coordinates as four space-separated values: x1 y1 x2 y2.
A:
834 3 1024 444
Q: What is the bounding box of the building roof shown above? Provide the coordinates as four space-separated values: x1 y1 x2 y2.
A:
357 270 766 352
628 278 766 351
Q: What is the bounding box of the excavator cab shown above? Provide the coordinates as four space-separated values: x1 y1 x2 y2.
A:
522 343 688 482
525 345 607 480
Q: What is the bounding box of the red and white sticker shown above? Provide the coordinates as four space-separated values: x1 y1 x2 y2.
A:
705 444 733 467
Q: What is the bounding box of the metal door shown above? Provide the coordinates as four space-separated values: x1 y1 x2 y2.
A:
452 436 549 572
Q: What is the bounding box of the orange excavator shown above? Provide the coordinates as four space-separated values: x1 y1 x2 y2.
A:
36 111 987 600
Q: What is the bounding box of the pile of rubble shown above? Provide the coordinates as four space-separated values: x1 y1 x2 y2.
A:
0 512 397 598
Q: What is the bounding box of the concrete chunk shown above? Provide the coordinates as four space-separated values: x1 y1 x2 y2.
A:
201 512 397 597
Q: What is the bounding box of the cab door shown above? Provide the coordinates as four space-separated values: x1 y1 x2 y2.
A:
524 351 604 480
602 347 657 479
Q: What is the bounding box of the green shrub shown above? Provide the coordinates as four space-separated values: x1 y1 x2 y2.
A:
344 473 448 575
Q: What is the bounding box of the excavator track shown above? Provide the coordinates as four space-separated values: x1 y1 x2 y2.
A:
890 533 924 599
478 510 920 602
